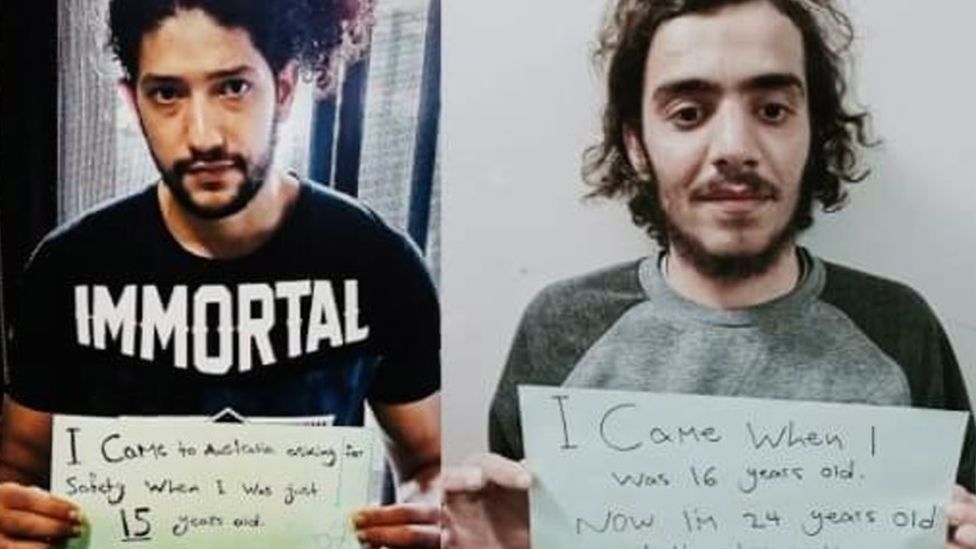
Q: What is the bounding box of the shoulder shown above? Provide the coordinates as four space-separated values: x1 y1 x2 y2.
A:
518 260 646 339
300 180 426 266
490 261 646 458
818 258 939 330
299 180 396 233
814 256 951 384
296 180 422 255
27 186 155 266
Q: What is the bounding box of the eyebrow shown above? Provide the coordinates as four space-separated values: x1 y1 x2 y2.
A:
139 65 256 89
652 72 806 103
745 73 806 97
652 78 721 103
206 65 256 81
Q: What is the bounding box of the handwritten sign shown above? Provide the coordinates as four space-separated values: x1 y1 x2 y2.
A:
519 386 969 549
51 415 375 549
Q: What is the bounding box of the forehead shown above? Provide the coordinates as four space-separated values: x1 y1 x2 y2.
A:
137 8 265 78
644 1 805 91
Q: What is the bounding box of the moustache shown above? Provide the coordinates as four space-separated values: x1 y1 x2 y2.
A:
691 168 781 201
172 150 247 178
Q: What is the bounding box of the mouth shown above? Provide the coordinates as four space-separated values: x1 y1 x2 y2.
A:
692 175 779 204
187 160 237 175
690 183 778 220
697 192 769 202
182 161 244 191
694 188 774 203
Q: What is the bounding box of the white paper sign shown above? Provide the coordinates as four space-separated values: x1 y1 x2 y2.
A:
519 385 969 549
51 415 375 549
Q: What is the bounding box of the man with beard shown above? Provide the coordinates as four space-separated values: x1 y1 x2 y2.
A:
0 1 440 547
443 0 976 548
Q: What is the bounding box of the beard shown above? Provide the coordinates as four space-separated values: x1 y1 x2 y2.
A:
663 168 799 282
666 216 796 282
152 132 277 221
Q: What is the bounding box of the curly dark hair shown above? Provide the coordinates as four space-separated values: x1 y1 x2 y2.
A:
107 0 374 94
583 0 875 248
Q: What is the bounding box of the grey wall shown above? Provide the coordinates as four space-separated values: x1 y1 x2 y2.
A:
442 0 976 462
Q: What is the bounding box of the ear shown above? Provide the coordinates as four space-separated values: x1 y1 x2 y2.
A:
116 78 147 131
623 125 649 176
274 61 300 121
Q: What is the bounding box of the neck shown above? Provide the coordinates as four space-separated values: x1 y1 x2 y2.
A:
158 171 300 259
665 243 801 310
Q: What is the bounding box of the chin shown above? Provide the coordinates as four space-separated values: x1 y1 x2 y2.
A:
716 244 776 260
669 224 796 282
698 236 772 258
190 193 236 210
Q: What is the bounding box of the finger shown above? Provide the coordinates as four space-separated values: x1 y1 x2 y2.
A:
954 524 976 547
0 509 79 540
955 485 976 504
947 501 976 527
442 465 487 493
356 524 440 548
0 537 54 549
0 485 79 522
440 526 453 549
353 503 439 528
464 453 532 491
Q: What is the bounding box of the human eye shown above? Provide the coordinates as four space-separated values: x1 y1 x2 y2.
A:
218 78 252 98
146 84 183 105
756 101 793 124
666 102 709 129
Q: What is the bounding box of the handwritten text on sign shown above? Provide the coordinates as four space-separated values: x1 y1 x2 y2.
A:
519 386 968 549
51 415 374 549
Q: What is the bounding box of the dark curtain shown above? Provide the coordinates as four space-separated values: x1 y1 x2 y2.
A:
0 0 60 388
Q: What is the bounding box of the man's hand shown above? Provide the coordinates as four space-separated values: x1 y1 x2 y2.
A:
356 393 442 548
947 484 976 548
0 482 80 548
353 501 441 548
441 453 531 549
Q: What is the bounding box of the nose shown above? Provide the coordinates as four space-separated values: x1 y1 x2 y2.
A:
185 94 224 154
710 102 759 172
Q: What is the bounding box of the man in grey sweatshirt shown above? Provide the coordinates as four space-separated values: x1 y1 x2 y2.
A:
443 1 976 548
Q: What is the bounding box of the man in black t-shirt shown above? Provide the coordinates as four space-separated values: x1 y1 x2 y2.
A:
0 1 441 547
12 182 440 422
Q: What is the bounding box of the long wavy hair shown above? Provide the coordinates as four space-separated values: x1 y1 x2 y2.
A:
583 0 875 248
108 0 374 95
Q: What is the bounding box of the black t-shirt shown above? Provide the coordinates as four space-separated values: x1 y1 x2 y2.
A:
8 181 440 425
